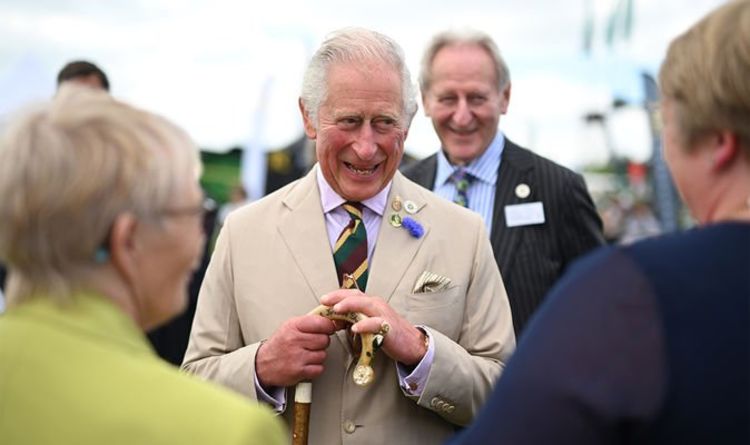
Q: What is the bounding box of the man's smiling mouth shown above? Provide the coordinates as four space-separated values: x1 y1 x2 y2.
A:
344 162 380 175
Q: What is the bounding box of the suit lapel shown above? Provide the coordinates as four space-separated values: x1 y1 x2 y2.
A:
277 170 428 353
490 139 534 275
367 172 429 303
277 168 339 305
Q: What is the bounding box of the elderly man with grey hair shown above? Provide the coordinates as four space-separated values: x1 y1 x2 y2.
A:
183 27 514 444
402 29 604 336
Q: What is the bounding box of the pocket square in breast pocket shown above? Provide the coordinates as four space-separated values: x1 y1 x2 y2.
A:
413 271 452 293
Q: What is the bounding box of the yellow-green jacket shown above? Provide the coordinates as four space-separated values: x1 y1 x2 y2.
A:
0 292 285 445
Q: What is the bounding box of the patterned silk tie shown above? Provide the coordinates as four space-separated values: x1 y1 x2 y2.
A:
450 166 474 208
333 201 368 291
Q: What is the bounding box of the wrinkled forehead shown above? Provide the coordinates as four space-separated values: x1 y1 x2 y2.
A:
325 58 403 89
323 61 404 110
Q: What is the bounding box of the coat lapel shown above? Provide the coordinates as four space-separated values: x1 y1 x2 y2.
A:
277 169 427 354
401 154 438 190
490 139 534 275
277 168 339 305
367 172 429 303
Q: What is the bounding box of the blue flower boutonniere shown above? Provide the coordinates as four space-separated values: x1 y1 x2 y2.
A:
401 216 424 238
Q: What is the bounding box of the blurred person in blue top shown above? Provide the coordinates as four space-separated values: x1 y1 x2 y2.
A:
448 1 750 444
0 85 285 445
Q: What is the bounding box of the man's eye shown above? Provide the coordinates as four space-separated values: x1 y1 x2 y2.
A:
374 118 396 131
468 95 487 105
338 117 360 129
438 96 457 105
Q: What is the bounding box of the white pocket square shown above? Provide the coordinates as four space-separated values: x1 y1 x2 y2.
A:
413 271 452 293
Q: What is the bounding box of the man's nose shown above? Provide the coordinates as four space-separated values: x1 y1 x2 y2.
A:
352 124 378 159
451 98 473 127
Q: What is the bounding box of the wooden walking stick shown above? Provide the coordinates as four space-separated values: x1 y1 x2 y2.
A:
291 276 386 445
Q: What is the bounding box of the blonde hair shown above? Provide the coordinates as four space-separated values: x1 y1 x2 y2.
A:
0 85 201 305
659 0 750 152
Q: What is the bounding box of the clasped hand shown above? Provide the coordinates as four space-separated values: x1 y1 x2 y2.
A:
255 289 427 388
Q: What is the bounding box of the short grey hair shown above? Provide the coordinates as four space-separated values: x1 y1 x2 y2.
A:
0 85 201 305
419 29 511 93
300 27 418 126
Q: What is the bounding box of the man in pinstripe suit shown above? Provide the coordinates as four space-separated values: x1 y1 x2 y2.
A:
402 29 604 335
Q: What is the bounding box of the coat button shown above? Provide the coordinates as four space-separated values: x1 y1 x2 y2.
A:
430 397 440 407
343 420 356 434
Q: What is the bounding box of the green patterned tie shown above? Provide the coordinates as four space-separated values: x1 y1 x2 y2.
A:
333 201 368 290
450 167 474 208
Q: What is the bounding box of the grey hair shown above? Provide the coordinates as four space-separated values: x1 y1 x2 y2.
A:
419 29 511 92
300 27 418 127
0 84 201 305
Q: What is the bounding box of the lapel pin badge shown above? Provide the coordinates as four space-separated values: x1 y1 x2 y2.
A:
389 213 403 227
515 183 531 199
391 196 403 212
404 200 418 214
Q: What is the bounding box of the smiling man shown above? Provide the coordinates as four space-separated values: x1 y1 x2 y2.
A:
182 28 514 445
403 29 604 335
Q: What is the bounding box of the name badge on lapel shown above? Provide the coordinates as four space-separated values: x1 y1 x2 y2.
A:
505 202 545 227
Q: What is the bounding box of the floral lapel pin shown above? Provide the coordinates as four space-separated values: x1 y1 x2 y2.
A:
402 216 424 238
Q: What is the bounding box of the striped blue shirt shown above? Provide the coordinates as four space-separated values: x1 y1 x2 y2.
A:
434 132 504 234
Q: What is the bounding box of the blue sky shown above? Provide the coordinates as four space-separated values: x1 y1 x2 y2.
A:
0 0 727 168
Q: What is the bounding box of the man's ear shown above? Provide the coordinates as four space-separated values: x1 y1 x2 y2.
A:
299 98 317 139
108 213 140 283
712 130 739 171
500 83 511 115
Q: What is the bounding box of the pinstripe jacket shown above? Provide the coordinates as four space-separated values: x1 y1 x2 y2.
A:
402 138 604 335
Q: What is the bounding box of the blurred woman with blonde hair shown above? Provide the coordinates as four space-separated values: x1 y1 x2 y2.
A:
0 85 285 445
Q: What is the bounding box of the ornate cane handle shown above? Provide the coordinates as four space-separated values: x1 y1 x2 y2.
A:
307 304 380 386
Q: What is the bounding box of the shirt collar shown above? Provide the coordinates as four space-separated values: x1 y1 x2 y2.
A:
316 164 390 216
436 131 504 186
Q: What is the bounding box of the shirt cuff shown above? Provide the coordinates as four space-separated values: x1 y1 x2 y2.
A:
396 327 434 396
254 372 287 413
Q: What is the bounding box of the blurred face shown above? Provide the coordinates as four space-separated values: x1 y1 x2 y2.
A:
302 61 408 201
423 43 509 165
135 178 206 330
